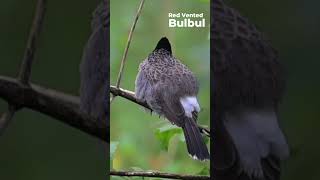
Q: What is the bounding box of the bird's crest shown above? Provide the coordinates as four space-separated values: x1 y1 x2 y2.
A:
154 37 172 55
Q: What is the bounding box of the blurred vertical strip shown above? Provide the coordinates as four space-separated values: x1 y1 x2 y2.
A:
211 0 289 179
79 0 110 175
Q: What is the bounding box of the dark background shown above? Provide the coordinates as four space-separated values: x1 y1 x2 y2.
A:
0 0 105 180
227 0 320 179
1 0 320 179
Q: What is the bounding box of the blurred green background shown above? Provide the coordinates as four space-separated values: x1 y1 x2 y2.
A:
110 0 210 178
0 0 106 179
227 0 320 180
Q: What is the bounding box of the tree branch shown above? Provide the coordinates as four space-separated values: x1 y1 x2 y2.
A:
1 0 47 135
110 170 210 180
18 0 47 85
0 105 17 135
111 0 146 103
0 75 107 141
110 85 211 137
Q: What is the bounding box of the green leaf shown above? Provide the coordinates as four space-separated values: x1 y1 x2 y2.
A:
177 132 186 142
197 166 210 175
155 124 182 151
203 135 210 144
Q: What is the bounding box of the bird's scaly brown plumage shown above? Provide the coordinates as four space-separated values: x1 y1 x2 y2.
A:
135 38 209 160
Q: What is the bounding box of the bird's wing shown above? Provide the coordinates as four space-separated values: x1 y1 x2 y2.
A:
135 67 150 101
151 81 187 127
135 65 174 118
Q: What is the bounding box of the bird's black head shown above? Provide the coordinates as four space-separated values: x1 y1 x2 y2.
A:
154 37 172 55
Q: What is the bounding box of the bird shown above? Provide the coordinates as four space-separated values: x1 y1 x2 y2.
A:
80 0 109 123
212 0 289 179
135 37 210 161
79 0 109 159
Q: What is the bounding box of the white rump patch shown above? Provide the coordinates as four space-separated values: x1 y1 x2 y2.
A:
180 96 200 118
224 108 289 178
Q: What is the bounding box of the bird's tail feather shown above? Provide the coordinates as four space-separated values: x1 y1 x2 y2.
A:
182 118 210 161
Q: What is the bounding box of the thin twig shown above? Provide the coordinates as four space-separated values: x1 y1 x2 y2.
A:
115 0 145 88
0 76 108 141
0 105 17 135
110 85 211 138
110 0 146 102
110 170 210 180
110 85 150 110
1 0 47 135
18 0 47 85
